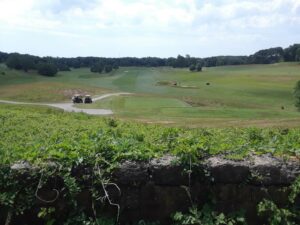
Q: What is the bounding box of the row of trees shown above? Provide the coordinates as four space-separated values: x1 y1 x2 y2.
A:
90 63 119 73
189 63 202 72
248 44 300 64
4 53 58 76
0 44 299 73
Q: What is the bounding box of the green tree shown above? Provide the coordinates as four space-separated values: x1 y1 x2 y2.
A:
196 63 202 72
113 63 119 70
37 63 58 76
173 55 188 68
295 48 300 61
189 64 196 72
90 64 103 73
57 64 71 71
20 56 35 72
294 80 300 111
104 65 113 73
6 54 35 72
6 54 22 70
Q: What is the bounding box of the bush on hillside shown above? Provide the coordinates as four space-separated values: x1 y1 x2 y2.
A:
57 64 71 71
37 63 58 76
113 63 119 69
6 54 35 72
196 63 202 72
189 64 196 72
104 65 113 73
90 63 104 73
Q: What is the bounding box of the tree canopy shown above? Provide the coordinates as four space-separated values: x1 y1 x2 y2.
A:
189 64 196 71
1 43 300 73
37 63 58 76
104 65 113 73
249 47 284 64
284 44 300 62
90 63 104 73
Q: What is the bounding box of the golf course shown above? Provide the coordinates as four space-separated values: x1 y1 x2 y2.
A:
0 62 300 127
2 0 300 223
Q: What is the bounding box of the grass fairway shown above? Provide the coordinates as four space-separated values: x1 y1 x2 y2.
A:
1 63 300 127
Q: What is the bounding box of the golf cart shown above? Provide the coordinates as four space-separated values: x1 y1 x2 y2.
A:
84 95 93 104
72 94 83 103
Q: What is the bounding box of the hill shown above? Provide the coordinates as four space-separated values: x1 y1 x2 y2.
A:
1 62 300 127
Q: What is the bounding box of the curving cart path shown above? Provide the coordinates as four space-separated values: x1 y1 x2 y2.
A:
0 92 130 115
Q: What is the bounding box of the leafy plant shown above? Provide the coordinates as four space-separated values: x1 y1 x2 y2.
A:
257 176 300 225
172 205 246 225
0 104 300 224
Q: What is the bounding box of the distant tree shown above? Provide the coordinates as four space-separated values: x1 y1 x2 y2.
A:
0 51 8 63
166 57 176 67
104 65 113 73
37 63 58 76
189 64 196 72
3 42 300 72
204 57 218 67
173 55 188 68
296 48 300 62
57 64 71 71
20 55 35 72
284 44 300 62
113 63 119 70
6 54 22 70
295 80 300 111
6 54 36 72
90 63 104 73
196 63 202 72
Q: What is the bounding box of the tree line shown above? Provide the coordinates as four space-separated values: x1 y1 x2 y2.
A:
0 43 299 76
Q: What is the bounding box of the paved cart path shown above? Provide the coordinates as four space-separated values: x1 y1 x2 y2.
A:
0 92 130 115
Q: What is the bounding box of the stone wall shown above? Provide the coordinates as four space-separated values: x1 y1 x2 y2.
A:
1 154 299 225
113 154 300 224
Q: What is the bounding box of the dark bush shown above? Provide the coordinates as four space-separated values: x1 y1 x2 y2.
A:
104 65 113 73
37 63 58 76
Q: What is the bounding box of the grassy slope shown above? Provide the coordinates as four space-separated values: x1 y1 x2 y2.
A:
0 64 108 102
1 63 300 127
0 104 299 165
79 63 300 127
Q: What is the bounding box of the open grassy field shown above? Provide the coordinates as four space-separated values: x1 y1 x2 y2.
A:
0 63 300 127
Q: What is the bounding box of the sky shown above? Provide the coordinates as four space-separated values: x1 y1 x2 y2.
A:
0 0 299 58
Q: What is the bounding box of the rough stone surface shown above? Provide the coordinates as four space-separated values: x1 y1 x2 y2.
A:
113 154 300 224
205 156 251 183
11 160 32 170
114 160 149 185
3 154 300 225
149 155 188 185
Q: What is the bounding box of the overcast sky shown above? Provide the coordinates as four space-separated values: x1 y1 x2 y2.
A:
0 0 299 58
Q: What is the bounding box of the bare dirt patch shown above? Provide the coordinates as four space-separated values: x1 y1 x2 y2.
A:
156 81 198 89
56 89 91 98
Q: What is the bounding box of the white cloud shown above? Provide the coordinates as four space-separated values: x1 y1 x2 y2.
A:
0 0 298 33
0 0 299 57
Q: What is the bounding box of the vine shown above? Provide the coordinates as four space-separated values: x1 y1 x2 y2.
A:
258 176 300 225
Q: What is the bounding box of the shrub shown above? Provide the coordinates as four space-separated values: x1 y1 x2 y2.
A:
104 65 113 73
189 64 196 72
90 63 103 73
37 63 58 76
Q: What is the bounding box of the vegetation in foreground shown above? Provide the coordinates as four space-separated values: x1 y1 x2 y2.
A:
0 104 299 225
0 104 299 165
